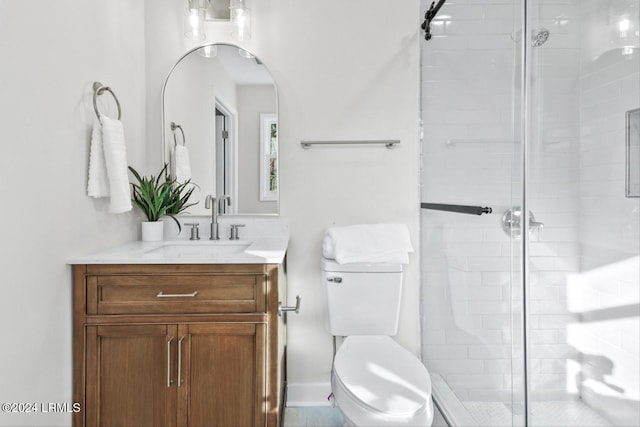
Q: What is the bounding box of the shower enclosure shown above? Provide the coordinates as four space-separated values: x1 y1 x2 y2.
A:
420 0 640 426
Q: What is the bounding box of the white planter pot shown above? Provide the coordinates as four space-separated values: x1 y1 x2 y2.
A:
141 221 164 242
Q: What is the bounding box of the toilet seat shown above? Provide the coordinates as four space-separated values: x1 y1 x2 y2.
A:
333 336 432 417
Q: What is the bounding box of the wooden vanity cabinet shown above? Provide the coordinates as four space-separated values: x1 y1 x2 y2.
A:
73 264 284 427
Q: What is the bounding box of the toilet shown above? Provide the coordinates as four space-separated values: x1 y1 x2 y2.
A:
323 258 434 426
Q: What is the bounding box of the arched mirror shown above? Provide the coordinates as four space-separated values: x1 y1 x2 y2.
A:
162 43 278 215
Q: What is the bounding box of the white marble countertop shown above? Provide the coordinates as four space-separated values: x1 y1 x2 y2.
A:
68 236 289 265
68 216 289 265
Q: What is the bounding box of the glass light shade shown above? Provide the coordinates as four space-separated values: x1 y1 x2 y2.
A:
238 48 254 59
184 0 206 41
230 0 251 40
198 45 218 58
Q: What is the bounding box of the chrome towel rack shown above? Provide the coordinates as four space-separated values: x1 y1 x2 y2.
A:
92 81 121 120
170 122 186 147
300 140 400 149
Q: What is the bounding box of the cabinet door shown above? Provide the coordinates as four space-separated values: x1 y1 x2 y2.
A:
86 325 177 427
179 323 266 427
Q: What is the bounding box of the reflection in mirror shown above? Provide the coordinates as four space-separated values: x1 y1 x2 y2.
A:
162 43 278 215
627 108 640 198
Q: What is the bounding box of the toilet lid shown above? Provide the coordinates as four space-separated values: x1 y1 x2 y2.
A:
334 336 432 417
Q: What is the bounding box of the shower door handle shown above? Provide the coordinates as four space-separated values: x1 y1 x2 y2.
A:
529 219 544 229
501 207 544 238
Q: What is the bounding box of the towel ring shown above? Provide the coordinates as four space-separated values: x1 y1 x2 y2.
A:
92 81 121 121
171 122 186 147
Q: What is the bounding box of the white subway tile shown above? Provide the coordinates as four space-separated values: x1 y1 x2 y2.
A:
446 374 507 389
428 359 485 374
469 344 512 359
424 345 470 360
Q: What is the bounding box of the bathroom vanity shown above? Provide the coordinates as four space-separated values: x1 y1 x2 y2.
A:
69 227 289 427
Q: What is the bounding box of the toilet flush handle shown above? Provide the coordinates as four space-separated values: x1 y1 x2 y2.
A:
278 295 302 317
326 277 342 283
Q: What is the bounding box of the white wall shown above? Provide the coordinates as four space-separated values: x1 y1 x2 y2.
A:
145 0 422 405
0 1 146 426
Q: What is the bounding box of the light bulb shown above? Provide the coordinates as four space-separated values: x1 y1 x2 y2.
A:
230 0 251 40
184 0 205 41
619 18 631 38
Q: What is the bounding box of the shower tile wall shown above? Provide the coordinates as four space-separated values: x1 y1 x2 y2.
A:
527 0 582 401
572 1 640 424
421 0 585 403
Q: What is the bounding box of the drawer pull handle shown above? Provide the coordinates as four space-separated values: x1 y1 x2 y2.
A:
156 291 199 298
167 337 174 387
177 336 185 386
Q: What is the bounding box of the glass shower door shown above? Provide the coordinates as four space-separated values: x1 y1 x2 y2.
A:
525 0 640 426
421 0 639 425
420 0 527 425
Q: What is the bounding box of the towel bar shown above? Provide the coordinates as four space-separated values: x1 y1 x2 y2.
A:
300 140 400 149
92 81 121 121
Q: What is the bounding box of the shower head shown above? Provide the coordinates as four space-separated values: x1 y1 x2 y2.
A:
532 28 550 47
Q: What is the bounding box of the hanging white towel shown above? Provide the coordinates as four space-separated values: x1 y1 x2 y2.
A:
101 114 132 213
87 120 110 198
172 144 192 183
322 223 414 264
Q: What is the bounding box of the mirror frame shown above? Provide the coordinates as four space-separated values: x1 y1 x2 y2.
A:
161 42 279 215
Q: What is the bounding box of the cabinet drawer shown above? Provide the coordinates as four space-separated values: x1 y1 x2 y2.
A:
87 274 266 315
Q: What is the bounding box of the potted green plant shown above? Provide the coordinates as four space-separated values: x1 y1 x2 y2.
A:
129 164 197 241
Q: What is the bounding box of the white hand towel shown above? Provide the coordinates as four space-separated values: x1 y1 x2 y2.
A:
172 144 192 183
322 223 414 264
87 120 110 198
101 115 132 213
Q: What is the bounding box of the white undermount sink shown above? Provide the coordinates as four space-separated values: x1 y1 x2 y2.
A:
144 240 252 258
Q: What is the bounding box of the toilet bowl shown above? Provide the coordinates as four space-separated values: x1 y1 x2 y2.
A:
332 336 434 426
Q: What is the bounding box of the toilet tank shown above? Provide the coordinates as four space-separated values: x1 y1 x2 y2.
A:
322 258 403 336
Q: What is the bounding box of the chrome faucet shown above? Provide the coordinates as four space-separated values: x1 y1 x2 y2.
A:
218 195 231 215
204 195 220 240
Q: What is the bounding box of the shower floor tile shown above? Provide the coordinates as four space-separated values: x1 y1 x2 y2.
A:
463 400 612 427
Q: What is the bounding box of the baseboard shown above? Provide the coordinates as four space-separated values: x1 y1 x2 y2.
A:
285 382 333 407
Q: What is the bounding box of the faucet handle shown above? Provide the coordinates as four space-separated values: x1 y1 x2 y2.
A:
229 224 245 240
184 223 200 240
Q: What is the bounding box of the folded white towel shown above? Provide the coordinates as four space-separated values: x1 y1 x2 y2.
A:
87 120 110 198
172 144 192 183
101 115 132 213
322 223 414 264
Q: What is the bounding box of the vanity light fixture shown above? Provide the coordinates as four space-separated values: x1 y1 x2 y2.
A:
230 0 251 41
184 0 206 41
